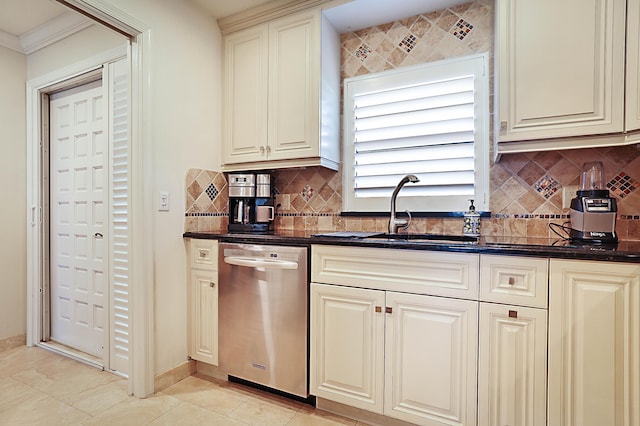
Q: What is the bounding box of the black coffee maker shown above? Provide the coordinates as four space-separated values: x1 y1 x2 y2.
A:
228 173 274 233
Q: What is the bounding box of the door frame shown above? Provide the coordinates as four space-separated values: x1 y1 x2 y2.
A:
26 0 154 398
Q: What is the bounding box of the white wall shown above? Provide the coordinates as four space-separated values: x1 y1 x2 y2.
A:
27 24 125 79
0 45 27 340
101 0 222 376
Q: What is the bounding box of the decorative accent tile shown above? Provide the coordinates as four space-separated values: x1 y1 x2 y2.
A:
608 172 639 199
534 176 560 199
205 183 219 201
355 44 372 60
301 184 315 202
451 18 473 40
399 34 417 53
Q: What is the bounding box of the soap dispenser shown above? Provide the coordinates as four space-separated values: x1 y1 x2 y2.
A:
463 199 480 237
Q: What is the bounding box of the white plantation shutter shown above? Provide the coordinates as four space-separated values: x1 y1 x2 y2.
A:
343 54 489 212
109 58 130 375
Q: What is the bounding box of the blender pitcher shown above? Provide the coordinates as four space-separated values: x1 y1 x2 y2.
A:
580 161 605 191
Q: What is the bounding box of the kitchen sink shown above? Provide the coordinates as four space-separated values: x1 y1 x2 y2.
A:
365 233 479 244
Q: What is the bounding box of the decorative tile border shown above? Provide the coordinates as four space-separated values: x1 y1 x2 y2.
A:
185 212 228 217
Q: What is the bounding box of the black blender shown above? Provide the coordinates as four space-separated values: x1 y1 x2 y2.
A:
569 161 617 244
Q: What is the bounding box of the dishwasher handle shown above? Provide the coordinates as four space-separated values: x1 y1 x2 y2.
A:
224 256 298 270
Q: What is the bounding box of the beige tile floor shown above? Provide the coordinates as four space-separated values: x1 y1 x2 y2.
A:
0 346 366 425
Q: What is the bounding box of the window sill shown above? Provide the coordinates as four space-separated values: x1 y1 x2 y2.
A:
340 211 491 218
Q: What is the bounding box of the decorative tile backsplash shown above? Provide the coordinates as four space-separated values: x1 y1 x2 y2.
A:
184 0 640 240
184 168 228 232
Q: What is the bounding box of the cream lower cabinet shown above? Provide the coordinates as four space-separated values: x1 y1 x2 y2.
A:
188 239 218 365
548 259 640 426
385 292 478 425
478 254 549 426
478 303 547 426
311 283 478 426
310 245 479 425
310 283 385 413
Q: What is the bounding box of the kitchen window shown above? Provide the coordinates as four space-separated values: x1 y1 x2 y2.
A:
342 53 490 213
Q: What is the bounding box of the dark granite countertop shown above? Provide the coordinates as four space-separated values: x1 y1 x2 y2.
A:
183 231 640 263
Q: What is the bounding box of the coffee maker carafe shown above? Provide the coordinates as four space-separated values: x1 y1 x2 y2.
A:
228 172 274 233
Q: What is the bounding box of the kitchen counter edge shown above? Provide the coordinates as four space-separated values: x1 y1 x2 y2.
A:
183 232 640 263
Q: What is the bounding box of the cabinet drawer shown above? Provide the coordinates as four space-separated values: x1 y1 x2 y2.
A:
190 239 218 271
480 255 548 308
312 245 479 299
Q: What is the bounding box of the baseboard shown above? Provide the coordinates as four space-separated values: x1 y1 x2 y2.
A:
316 398 415 426
0 334 26 353
154 359 196 393
194 360 228 381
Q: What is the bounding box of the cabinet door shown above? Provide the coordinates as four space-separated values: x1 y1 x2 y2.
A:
497 0 625 141
626 0 640 132
384 292 478 425
222 25 269 164
310 283 385 413
189 269 218 365
268 11 319 161
478 303 547 426
548 260 640 426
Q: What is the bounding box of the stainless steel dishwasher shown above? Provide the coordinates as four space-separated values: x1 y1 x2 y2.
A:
218 242 309 398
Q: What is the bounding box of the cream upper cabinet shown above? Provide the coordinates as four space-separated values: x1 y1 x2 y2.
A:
548 259 640 426
626 0 640 131
496 0 627 149
222 9 340 171
222 25 268 165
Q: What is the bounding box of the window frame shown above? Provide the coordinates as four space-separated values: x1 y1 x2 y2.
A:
341 52 490 214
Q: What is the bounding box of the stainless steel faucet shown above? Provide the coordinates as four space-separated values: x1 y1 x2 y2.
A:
388 175 420 234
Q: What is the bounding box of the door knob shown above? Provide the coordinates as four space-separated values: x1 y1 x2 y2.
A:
94 233 103 239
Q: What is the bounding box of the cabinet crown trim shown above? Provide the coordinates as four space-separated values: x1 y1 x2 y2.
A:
218 0 331 34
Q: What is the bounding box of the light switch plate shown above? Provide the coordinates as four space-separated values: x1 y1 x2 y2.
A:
159 191 170 211
562 185 579 209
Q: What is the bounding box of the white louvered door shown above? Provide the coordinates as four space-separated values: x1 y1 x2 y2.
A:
50 80 107 357
108 58 130 374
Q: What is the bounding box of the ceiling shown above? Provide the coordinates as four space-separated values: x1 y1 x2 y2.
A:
0 0 277 39
0 0 472 53
0 0 68 37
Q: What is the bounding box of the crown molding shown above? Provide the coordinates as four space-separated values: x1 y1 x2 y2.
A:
0 11 92 55
217 0 334 34
0 30 22 53
21 11 93 54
